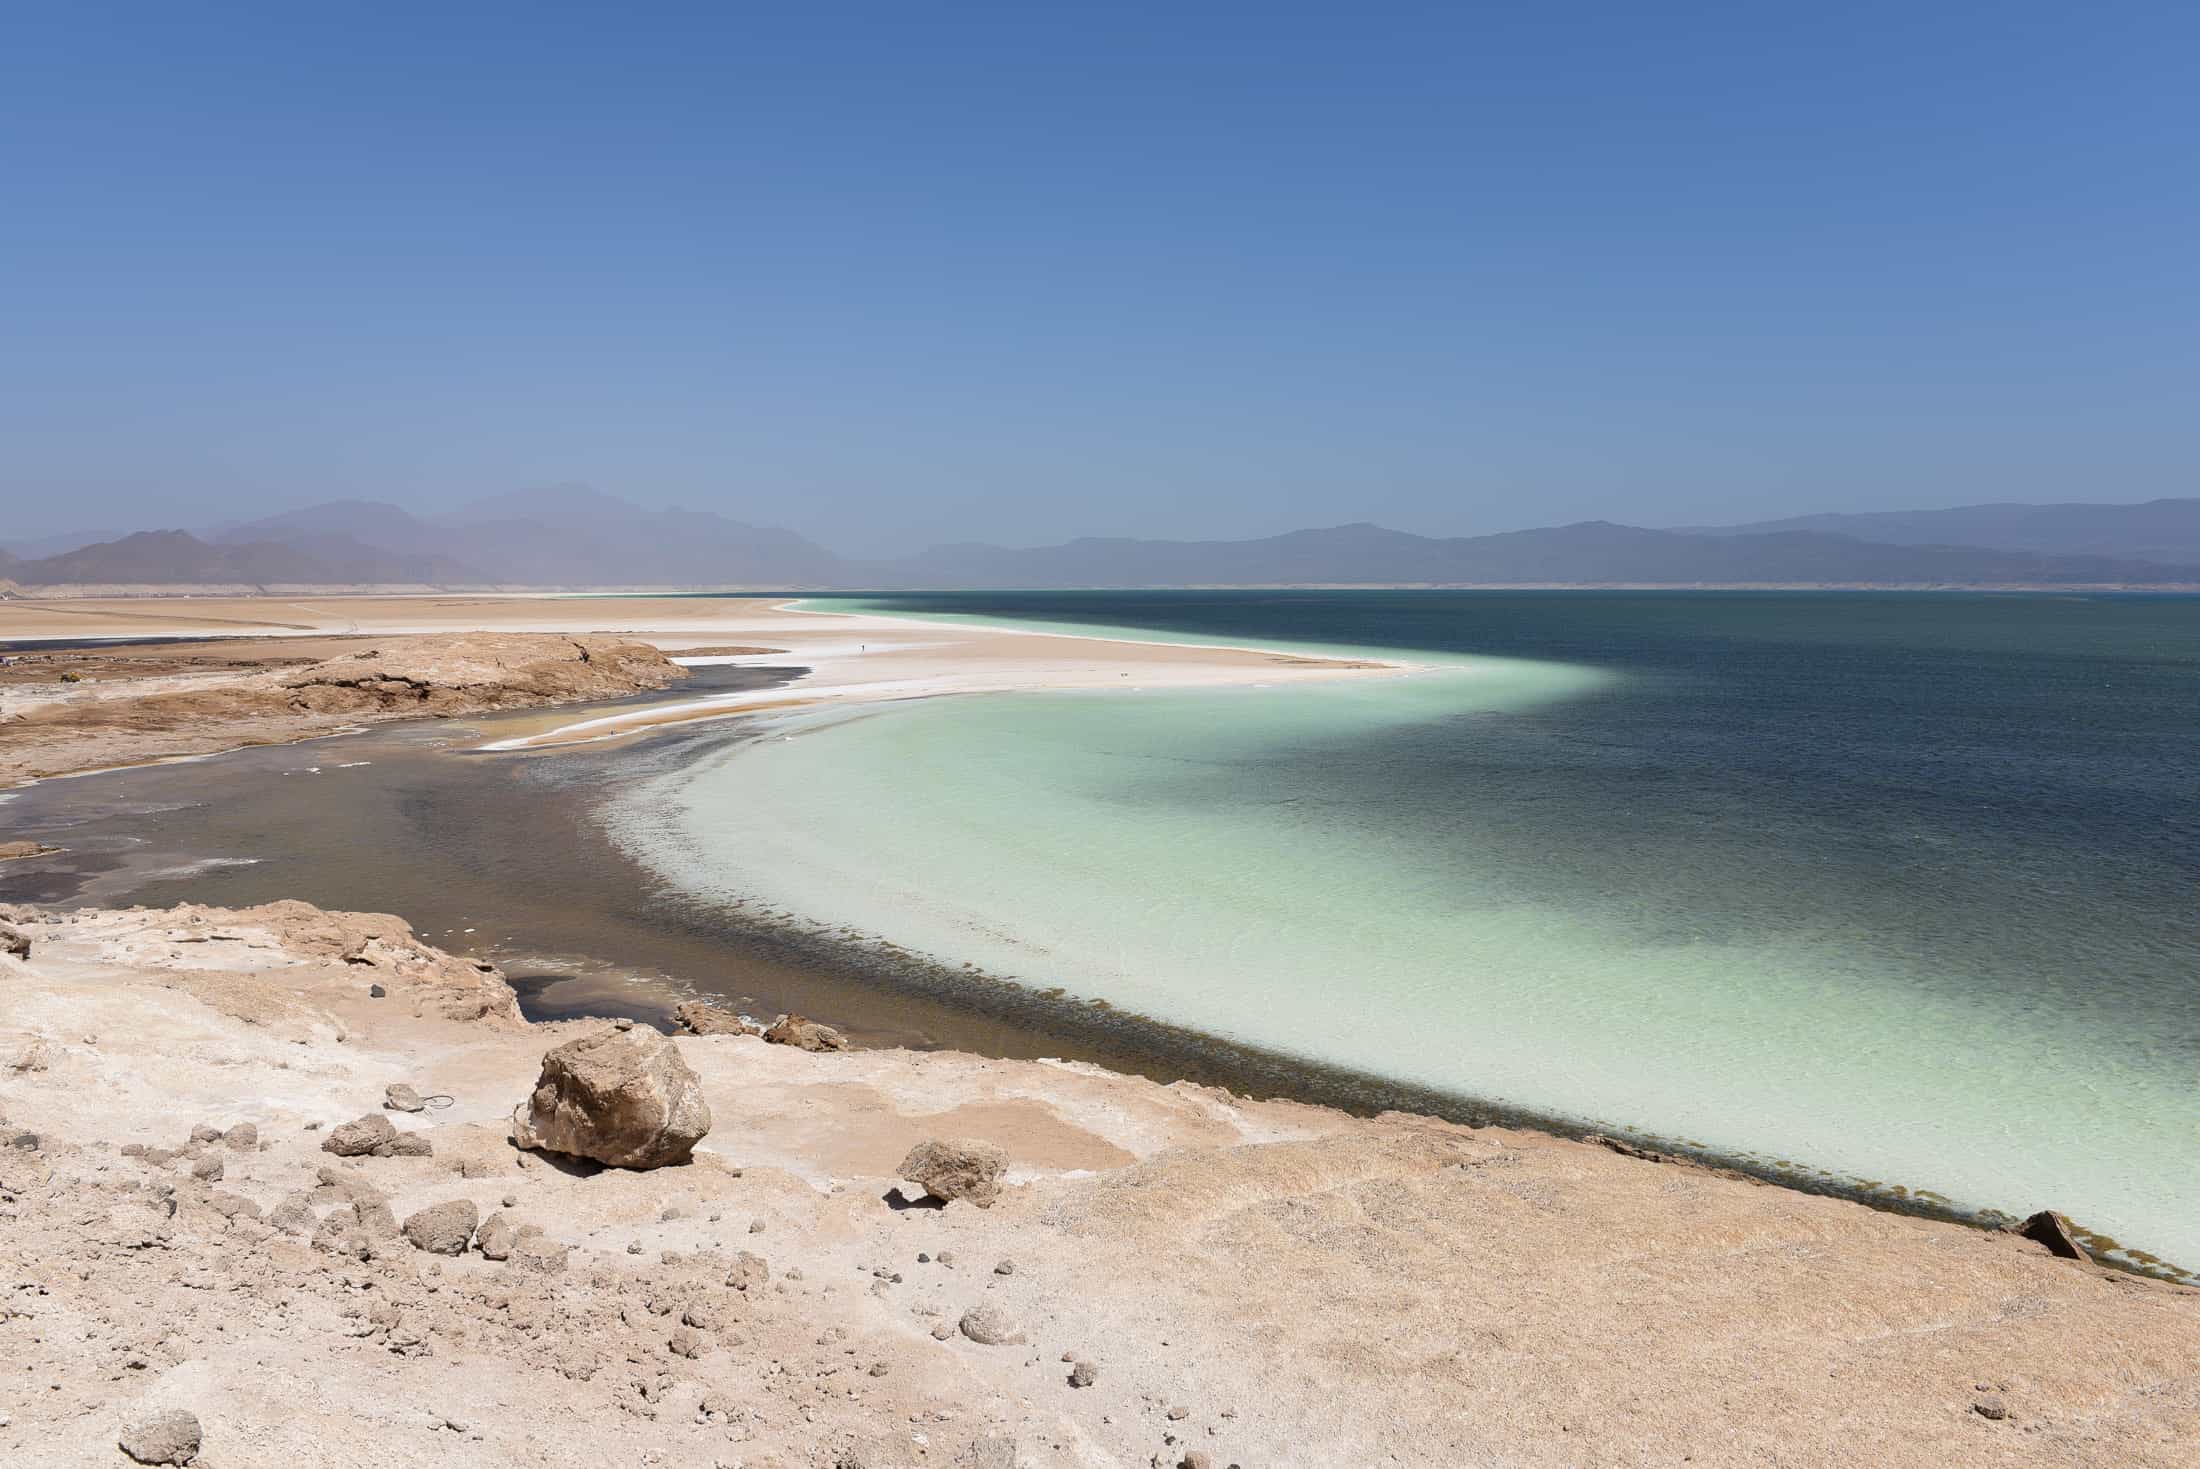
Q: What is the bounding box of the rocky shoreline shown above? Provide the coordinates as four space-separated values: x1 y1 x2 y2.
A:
0 633 687 786
2 900 2195 1467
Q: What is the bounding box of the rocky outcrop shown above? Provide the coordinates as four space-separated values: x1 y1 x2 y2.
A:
763 1013 848 1052
510 1025 711 1169
4 632 686 785
0 920 27 960
900 1138 1009 1208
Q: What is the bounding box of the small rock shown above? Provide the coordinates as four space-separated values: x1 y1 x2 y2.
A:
204 1191 260 1220
1070 1360 1098 1388
725 1251 769 1291
510 1234 569 1274
868 1361 889 1377
501 1193 518 1208
1178 1454 1212 1469
749 1218 766 1234
993 1259 1015 1277
119 1408 201 1465
672 1000 759 1036
322 1114 397 1157
668 1325 707 1358
368 983 387 998
761 1013 849 1052
189 1155 223 1183
1973 1396 2012 1421
269 1194 315 1235
188 1124 222 1145
221 1122 257 1151
957 1304 1026 1346
401 1199 479 1255
2016 1210 2090 1262
613 1016 635 1030
1167 1405 1190 1421
475 1211 520 1259
930 1322 955 1341
373 1132 434 1158
385 1084 426 1113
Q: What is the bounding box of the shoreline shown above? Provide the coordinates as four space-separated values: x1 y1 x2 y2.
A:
2 593 2191 1287
474 596 1413 753
2 896 2194 1467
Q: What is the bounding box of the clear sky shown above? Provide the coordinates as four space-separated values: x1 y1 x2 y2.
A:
4 3 2195 555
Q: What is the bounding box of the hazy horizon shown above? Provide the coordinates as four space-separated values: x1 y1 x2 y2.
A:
5 7 2196 556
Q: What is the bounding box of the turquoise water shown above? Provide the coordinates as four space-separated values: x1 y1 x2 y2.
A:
606 591 2200 1276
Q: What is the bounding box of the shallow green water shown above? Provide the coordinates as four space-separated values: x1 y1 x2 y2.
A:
606 591 2200 1275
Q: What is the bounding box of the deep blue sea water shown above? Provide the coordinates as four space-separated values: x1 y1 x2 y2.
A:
608 591 2200 1274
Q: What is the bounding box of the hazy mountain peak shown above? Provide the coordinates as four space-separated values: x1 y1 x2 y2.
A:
443 483 640 527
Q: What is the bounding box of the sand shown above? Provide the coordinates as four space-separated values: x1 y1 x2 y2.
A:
1 900 2194 1468
0 595 1404 781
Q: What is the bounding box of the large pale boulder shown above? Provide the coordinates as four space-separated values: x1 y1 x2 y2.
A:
900 1137 1008 1208
510 1025 710 1169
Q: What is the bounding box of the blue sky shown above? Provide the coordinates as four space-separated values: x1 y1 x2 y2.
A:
3 3 2194 554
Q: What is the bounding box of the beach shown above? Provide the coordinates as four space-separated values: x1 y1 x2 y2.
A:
3 899 2196 1468
3 591 2198 1466
0 593 1405 784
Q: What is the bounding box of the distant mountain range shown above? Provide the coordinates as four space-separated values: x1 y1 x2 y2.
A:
1684 498 2200 566
6 529 480 587
857 518 2198 588
4 489 2198 590
201 486 845 587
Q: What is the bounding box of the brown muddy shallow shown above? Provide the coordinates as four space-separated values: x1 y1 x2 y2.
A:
0 662 1611 1112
